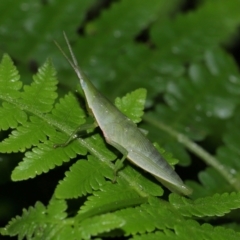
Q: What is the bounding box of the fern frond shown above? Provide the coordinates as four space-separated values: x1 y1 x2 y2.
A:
0 116 55 153
0 196 126 240
77 214 125 239
117 197 240 239
147 48 240 137
151 0 240 63
11 134 85 181
153 142 179 167
0 55 91 180
0 55 58 128
78 179 147 220
0 102 27 130
131 230 187 240
115 88 147 123
1 201 47 239
0 57 57 156
55 155 113 198
50 93 86 130
1 199 67 239
132 221 240 240
216 110 240 190
20 59 58 113
220 223 240 232
0 0 97 63
186 167 232 199
0 55 26 130
112 197 182 236
0 54 21 97
170 192 240 217
174 220 240 240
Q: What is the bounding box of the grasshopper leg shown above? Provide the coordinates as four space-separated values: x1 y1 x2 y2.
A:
105 139 129 182
113 152 127 182
54 122 98 148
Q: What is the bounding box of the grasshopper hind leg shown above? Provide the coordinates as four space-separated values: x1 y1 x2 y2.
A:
53 122 98 148
106 139 129 182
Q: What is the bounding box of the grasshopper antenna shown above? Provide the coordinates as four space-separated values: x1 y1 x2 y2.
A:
62 32 79 67
54 32 84 82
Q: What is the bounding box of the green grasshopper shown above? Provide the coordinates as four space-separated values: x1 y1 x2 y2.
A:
55 33 192 195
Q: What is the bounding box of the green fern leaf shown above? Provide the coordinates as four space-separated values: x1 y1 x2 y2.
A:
115 88 147 123
0 55 26 130
0 56 58 137
47 198 67 220
119 198 240 239
112 197 183 236
50 93 86 130
220 223 240 232
187 167 232 199
2 201 47 239
151 1 240 62
131 230 188 240
216 110 240 191
11 133 86 181
153 142 179 167
20 59 58 112
0 197 125 239
132 220 240 240
174 220 240 240
6 90 87 179
77 213 125 239
55 155 113 198
0 0 96 63
0 116 55 153
78 179 147 220
0 102 27 130
0 54 21 96
184 107 240 195
1 199 67 239
174 48 238 125
170 192 240 217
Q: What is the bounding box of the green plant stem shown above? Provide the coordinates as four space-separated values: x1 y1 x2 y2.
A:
144 115 240 191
